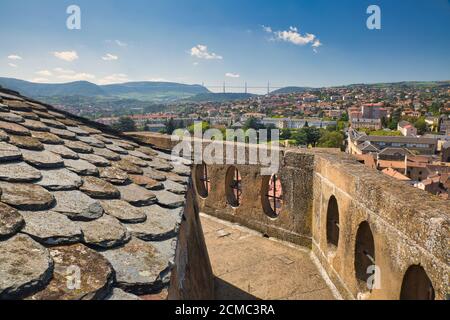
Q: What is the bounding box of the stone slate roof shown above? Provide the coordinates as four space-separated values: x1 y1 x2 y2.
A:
0 88 191 300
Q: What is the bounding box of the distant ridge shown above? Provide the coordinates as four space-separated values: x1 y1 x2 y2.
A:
1 77 448 104
271 86 313 94
0 77 210 102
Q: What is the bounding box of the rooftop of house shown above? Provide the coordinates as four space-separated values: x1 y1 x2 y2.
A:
0 87 191 300
378 160 406 170
378 147 413 156
356 134 437 144
381 167 411 181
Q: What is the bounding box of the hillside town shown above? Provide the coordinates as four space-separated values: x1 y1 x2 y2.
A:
90 82 450 199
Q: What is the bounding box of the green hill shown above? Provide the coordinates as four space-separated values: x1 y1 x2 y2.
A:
0 77 210 102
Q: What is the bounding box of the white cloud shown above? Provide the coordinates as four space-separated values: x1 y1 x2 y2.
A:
193 62 199 66
262 25 322 51
98 73 129 85
32 78 49 83
106 40 128 47
115 40 127 47
51 68 95 81
312 40 322 48
115 40 128 47
53 51 79 62
57 72 96 81
8 63 18 68
190 45 223 60
102 53 119 61
54 67 76 74
36 70 52 76
275 27 315 45
8 54 22 60
225 72 240 78
261 25 272 33
146 77 170 82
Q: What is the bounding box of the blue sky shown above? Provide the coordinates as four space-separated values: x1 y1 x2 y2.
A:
0 0 449 93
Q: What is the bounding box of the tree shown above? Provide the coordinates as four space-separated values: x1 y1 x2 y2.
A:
337 120 347 131
291 129 307 146
305 127 321 147
188 121 210 134
317 131 344 148
292 127 321 147
243 117 265 130
164 118 176 134
429 102 442 116
340 112 349 122
414 117 427 135
112 117 136 132
381 116 388 128
280 128 292 140
388 108 401 130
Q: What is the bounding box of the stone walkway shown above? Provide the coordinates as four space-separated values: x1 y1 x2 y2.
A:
200 214 337 300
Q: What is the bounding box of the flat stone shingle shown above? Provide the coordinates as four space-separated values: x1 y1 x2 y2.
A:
129 174 164 190
92 147 121 161
117 183 157 207
0 89 188 300
49 128 76 140
77 214 129 249
36 168 83 191
30 244 114 300
9 135 44 151
52 190 103 221
20 149 64 169
122 155 148 168
44 144 79 159
100 238 170 294
21 119 49 132
64 140 93 154
0 182 55 211
0 111 24 123
126 205 178 241
78 136 106 148
0 142 22 162
112 159 143 174
100 199 147 223
107 288 141 300
0 202 24 238
0 121 30 136
0 162 42 182
98 166 129 185
31 131 64 145
64 159 99 176
78 153 110 167
20 211 82 245
0 234 53 299
153 190 185 209
79 176 120 199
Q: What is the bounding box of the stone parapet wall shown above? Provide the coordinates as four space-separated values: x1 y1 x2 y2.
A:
130 133 449 300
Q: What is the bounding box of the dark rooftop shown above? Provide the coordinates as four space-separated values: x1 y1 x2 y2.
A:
0 88 190 300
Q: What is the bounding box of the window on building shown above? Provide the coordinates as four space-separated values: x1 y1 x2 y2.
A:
226 166 242 207
326 196 340 249
400 265 435 300
354 221 376 292
261 174 283 218
195 163 210 198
